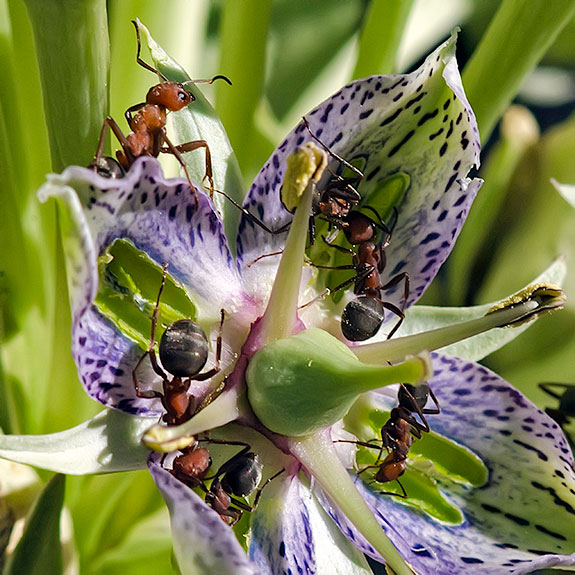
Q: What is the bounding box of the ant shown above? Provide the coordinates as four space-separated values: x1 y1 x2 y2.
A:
92 20 231 205
311 205 409 341
168 439 283 526
349 383 440 497
132 264 224 426
539 382 575 448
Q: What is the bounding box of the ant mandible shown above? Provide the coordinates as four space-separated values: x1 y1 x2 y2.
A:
132 264 225 426
92 20 231 205
352 383 440 497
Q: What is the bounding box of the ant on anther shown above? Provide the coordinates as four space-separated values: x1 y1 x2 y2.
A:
132 264 225 426
348 383 440 498
539 382 575 448
91 20 231 205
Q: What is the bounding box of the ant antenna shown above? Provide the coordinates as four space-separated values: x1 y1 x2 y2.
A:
182 74 233 87
132 20 169 83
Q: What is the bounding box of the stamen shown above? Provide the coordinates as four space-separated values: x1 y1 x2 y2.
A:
354 283 565 365
258 178 315 343
142 387 242 452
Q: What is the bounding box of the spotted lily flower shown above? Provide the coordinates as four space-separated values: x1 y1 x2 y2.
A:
1 32 574 575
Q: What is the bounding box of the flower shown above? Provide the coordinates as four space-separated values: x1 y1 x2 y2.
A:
1 29 574 575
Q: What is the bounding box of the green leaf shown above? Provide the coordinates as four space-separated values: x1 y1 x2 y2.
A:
0 409 151 474
216 0 272 177
4 474 65 575
463 0 575 142
23 0 109 170
88 508 173 575
353 0 414 77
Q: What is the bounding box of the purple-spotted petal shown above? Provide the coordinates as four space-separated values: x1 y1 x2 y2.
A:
237 32 481 313
249 474 316 573
249 471 373 575
149 455 259 575
335 354 575 574
40 157 252 415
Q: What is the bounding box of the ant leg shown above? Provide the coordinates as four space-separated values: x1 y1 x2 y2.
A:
210 189 290 236
133 264 171 396
132 351 164 399
191 308 226 382
301 116 363 180
124 102 146 129
132 20 169 82
250 468 285 510
377 479 407 499
539 382 574 400
94 117 135 169
379 272 410 313
158 132 200 208
422 386 441 415
161 137 215 196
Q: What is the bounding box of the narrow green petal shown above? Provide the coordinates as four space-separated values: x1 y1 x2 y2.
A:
387 258 567 362
0 409 151 474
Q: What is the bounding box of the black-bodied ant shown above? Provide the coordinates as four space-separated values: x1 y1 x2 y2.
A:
91 20 231 203
132 264 224 426
539 382 575 448
348 383 440 497
168 439 283 526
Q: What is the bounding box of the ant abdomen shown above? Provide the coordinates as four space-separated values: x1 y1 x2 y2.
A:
221 452 263 498
341 296 385 342
159 319 209 378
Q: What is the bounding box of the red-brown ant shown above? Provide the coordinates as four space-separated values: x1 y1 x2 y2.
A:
349 383 440 497
132 264 224 426
92 20 231 205
168 439 283 526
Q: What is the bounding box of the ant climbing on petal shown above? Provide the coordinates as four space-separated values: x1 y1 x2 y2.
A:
132 263 225 427
91 20 231 207
344 383 440 498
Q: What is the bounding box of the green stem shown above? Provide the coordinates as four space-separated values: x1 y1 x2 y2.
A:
289 431 415 575
448 106 540 304
463 0 575 143
216 0 272 174
353 0 413 78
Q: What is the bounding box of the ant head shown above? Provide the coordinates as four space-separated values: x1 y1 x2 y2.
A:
146 82 193 111
341 295 385 341
159 319 209 378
